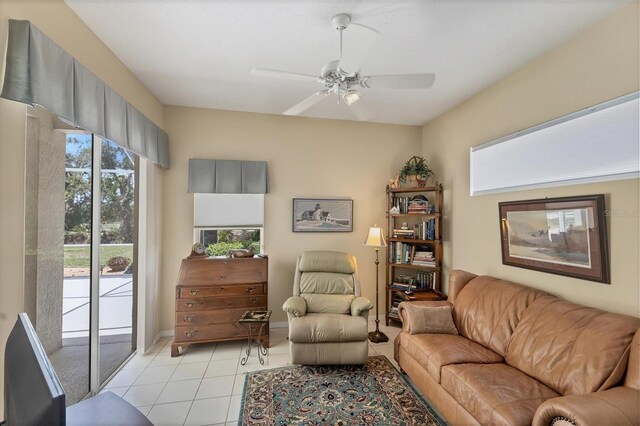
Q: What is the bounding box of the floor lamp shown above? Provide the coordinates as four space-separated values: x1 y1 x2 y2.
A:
364 224 388 343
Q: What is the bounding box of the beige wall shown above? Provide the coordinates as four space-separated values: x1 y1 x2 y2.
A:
160 107 421 327
422 3 639 317
0 0 164 416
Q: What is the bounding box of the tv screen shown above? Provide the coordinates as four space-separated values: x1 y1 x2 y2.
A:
4 313 66 425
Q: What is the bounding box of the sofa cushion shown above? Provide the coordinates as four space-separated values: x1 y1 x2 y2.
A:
289 313 367 343
506 296 640 396
398 332 503 383
402 302 458 335
441 363 559 426
299 272 354 294
453 276 548 356
298 251 355 274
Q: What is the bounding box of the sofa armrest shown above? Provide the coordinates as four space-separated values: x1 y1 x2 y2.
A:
351 297 373 317
532 386 639 426
282 296 307 317
398 300 453 333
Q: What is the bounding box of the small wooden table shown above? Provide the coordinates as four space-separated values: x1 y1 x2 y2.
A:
238 310 271 365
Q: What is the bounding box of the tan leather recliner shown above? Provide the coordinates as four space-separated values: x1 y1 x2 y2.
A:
282 251 373 365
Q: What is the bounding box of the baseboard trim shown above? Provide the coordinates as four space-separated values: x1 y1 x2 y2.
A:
156 330 174 342
270 321 288 329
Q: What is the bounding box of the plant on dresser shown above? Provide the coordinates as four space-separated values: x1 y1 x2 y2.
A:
171 256 269 356
385 183 445 325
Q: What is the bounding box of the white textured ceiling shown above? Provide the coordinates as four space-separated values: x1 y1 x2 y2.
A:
66 1 626 126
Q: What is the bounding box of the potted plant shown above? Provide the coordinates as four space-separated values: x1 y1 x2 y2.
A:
106 256 131 272
399 156 432 187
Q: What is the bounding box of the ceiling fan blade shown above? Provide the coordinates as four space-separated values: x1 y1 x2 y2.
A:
251 68 323 83
348 98 375 121
360 74 436 89
337 23 379 75
283 90 330 116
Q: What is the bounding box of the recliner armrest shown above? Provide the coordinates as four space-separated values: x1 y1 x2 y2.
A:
351 297 373 317
532 386 639 426
283 296 307 317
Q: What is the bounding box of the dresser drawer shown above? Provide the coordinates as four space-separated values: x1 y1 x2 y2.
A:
177 284 265 299
176 257 267 286
175 307 251 326
175 323 265 343
176 295 267 312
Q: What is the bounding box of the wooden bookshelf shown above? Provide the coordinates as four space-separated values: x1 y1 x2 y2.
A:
385 183 445 325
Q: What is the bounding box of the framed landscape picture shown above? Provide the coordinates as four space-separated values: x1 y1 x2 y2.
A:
292 198 353 232
499 195 609 283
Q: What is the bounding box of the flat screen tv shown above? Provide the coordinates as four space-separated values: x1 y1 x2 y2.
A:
3 313 65 425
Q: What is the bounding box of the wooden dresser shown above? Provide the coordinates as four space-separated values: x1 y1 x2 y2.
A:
171 256 269 356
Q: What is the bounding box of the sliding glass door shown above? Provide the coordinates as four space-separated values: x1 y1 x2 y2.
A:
97 137 137 384
25 119 137 404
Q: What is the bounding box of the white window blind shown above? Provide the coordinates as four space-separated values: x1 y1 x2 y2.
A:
194 193 264 227
470 92 639 196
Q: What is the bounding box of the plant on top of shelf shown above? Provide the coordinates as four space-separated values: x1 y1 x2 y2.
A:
398 156 432 187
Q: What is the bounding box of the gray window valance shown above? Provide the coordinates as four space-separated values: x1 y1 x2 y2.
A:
188 159 269 194
1 19 170 169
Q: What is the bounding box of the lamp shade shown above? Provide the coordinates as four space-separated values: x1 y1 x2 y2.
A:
364 225 387 247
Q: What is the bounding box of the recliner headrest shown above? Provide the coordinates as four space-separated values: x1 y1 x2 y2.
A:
298 251 355 274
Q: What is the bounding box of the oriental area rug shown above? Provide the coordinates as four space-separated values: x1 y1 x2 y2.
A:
238 355 444 425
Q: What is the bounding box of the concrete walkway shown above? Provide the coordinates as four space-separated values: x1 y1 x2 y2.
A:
62 274 133 339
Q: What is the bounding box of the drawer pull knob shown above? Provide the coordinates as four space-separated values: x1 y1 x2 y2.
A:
184 330 198 337
184 314 195 322
189 289 199 295
246 287 256 293
185 301 195 308
250 297 258 303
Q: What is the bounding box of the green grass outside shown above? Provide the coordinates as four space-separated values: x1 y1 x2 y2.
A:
64 244 133 268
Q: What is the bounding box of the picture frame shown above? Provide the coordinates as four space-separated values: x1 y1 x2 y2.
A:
499 195 609 284
292 198 353 232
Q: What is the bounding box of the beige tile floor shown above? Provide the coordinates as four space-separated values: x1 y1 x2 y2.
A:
102 321 404 426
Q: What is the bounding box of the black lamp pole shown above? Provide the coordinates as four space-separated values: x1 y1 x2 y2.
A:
368 246 388 343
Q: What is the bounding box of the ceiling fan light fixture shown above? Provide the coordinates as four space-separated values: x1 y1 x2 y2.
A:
344 90 361 105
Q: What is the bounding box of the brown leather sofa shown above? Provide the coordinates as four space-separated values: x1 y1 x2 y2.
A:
394 270 640 426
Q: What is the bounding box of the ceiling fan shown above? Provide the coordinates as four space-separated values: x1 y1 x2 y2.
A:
251 13 435 120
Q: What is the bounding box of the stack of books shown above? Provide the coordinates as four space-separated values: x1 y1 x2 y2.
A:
412 250 435 267
393 229 415 238
407 199 428 214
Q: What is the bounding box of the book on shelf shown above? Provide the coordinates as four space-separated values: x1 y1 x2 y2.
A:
389 242 438 266
391 196 434 214
388 271 438 291
414 219 436 240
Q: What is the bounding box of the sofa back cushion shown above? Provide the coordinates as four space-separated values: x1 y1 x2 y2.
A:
625 329 640 390
506 296 639 395
453 276 547 356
